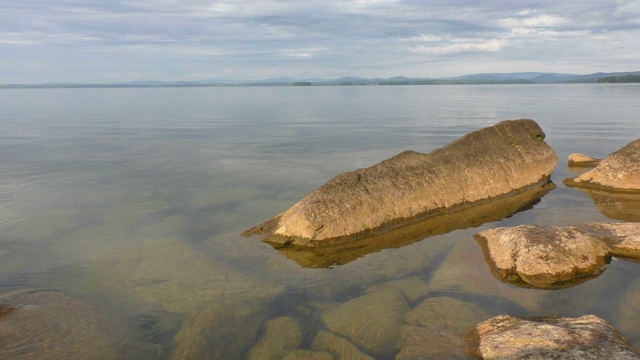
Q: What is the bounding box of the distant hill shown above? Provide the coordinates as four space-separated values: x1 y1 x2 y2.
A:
2 71 640 88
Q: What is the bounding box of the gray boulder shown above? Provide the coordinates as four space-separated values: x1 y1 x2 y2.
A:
245 119 557 247
475 225 611 289
467 314 640 359
565 138 640 192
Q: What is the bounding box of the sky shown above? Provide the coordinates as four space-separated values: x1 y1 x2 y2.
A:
2 0 640 83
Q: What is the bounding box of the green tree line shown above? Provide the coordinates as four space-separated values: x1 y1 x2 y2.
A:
597 74 640 83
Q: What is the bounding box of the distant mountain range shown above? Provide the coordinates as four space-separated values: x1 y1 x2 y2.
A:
2 71 640 88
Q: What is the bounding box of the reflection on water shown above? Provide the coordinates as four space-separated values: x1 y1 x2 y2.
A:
565 187 640 222
1 85 640 358
270 183 555 268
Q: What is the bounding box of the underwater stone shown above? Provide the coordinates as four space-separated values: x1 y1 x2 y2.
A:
245 119 557 247
248 316 303 360
312 330 374 360
321 287 408 358
396 296 490 359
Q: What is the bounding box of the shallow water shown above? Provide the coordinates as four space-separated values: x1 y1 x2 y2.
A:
1 84 640 358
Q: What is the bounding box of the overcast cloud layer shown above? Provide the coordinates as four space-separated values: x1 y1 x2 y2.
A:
2 0 639 83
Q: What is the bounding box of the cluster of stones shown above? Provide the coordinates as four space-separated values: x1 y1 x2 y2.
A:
243 120 640 358
3 120 637 359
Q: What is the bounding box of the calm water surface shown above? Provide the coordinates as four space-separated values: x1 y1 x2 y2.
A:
1 84 640 358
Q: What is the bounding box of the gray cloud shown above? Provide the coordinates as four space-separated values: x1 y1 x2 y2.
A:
1 0 639 83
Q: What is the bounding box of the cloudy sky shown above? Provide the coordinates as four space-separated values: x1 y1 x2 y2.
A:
2 0 639 83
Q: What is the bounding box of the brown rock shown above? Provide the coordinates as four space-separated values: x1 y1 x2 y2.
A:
475 225 612 289
321 287 408 357
573 222 640 260
312 330 374 360
245 119 557 246
271 182 554 268
568 152 601 167
467 314 640 359
565 138 640 192
249 316 303 360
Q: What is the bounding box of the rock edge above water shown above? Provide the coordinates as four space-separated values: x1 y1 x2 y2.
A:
467 314 640 360
475 223 640 289
565 138 640 192
245 119 557 247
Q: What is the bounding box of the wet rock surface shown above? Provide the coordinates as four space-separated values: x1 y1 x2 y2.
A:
475 225 612 289
565 138 640 192
245 119 557 246
0 290 123 360
396 297 490 359
467 314 640 359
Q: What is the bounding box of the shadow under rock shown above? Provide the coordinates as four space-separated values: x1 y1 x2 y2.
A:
266 182 556 268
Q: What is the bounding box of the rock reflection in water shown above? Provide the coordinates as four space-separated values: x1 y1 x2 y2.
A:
565 187 640 222
270 183 555 268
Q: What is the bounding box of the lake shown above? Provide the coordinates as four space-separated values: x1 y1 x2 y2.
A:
1 84 640 359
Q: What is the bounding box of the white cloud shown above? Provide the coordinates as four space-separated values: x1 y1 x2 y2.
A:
411 38 506 56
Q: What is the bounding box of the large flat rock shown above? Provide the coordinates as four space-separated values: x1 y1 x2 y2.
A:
565 138 640 192
245 119 557 247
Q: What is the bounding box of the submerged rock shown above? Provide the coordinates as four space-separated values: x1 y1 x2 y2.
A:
429 238 547 311
245 119 557 247
0 290 123 360
283 350 335 360
568 152 601 167
397 297 489 359
475 225 611 289
467 314 640 359
171 300 267 360
312 330 374 360
248 316 303 360
321 287 408 358
565 138 640 192
367 275 429 303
